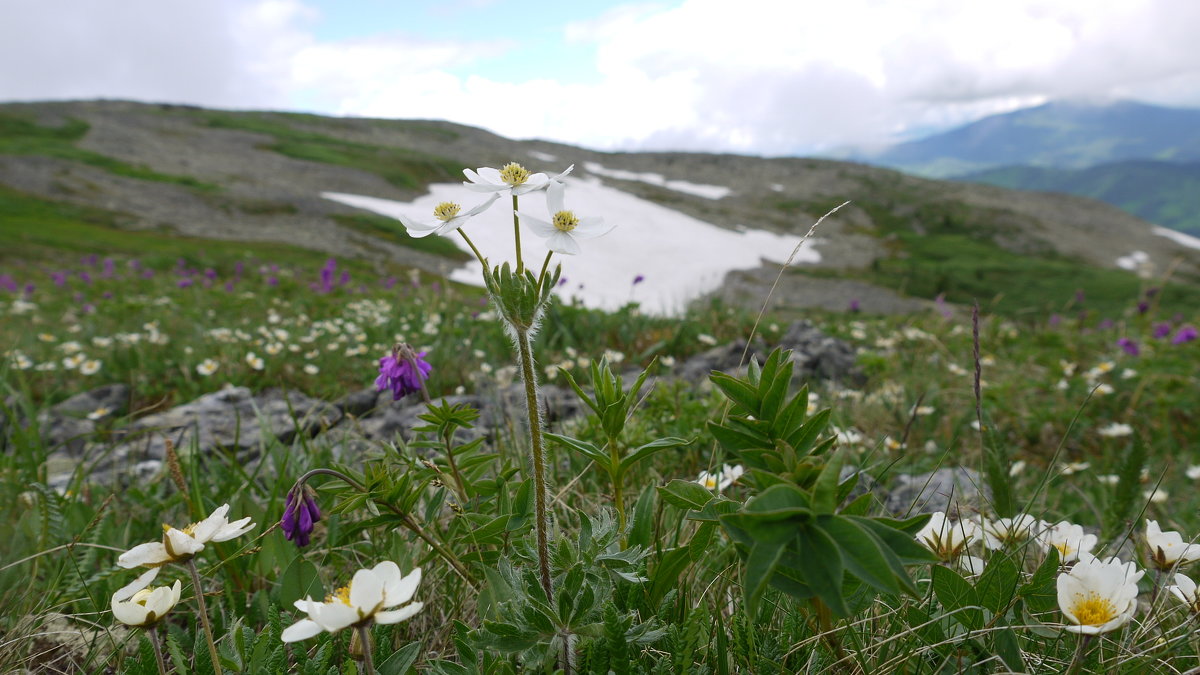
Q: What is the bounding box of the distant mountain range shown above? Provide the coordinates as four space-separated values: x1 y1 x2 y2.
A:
851 100 1200 234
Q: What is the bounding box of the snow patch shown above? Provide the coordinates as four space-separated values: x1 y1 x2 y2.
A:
1115 250 1149 271
583 162 732 200
323 177 817 315
1154 226 1200 251
527 151 558 162
770 183 785 192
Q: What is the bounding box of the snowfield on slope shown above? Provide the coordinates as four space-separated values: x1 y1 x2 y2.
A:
324 176 819 314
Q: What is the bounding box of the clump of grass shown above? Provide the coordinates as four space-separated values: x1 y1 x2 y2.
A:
331 213 470 261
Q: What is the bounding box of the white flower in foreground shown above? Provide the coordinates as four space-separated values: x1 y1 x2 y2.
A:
1098 422 1133 438
1145 520 1200 570
112 573 182 627
1038 521 1098 563
517 182 614 255
118 504 255 575
696 464 744 493
463 162 572 196
1188 465 1200 480
281 562 423 642
915 512 978 562
980 514 1044 551
397 194 499 238
1057 556 1142 634
1167 572 1200 613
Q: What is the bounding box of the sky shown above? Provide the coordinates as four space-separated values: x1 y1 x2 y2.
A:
3 0 1200 155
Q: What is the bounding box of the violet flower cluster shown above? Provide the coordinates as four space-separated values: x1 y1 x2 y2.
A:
376 348 433 401
281 485 322 548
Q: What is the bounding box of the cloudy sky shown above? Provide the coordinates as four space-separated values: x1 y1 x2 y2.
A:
3 0 1199 155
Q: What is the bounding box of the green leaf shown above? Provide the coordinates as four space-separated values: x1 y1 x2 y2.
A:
993 626 1023 671
275 556 323 607
377 641 422 675
931 565 983 630
658 479 716 511
709 372 761 415
820 515 903 596
795 524 849 616
976 553 1020 614
850 515 938 564
546 433 610 469
628 485 657 551
649 546 693 606
618 437 691 477
1020 546 1060 613
743 538 787 615
810 449 844 513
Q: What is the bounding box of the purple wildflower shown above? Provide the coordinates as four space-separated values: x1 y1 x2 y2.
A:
1074 289 1086 305
1145 287 1159 298
1048 313 1061 327
1097 318 1114 330
375 346 432 401
141 269 155 279
51 271 68 287
281 484 321 548
632 274 645 286
101 259 115 278
1117 337 1139 356
1153 322 1173 339
23 283 35 296
849 299 861 313
1173 325 1198 345
177 278 193 289
1137 301 1150 315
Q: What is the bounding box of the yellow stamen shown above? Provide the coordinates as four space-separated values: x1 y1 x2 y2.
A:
553 211 579 232
1070 592 1117 626
325 584 353 606
131 588 155 606
433 202 462 222
1055 542 1074 559
499 162 530 186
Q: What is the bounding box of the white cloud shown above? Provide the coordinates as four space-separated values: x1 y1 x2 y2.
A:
4 0 1200 154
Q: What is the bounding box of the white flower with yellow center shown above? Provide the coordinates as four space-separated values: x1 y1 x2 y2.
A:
1038 521 1098 563
62 353 86 370
1057 556 1142 634
463 162 573 196
80 359 102 375
696 464 744 493
1167 572 1200 613
87 406 111 421
117 504 255 581
397 194 499 239
1145 520 1200 571
517 183 614 255
915 512 978 562
196 358 219 376
111 574 182 628
245 352 264 371
281 562 423 642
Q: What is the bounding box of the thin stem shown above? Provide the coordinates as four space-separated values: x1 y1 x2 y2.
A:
357 624 376 675
512 194 523 274
608 440 626 548
516 326 553 601
537 251 554 286
443 429 469 504
186 559 223 675
1065 634 1093 675
148 626 168 675
457 230 486 268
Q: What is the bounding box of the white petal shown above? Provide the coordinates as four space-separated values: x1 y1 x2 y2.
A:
516 211 556 238
191 504 231 542
547 182 566 214
385 568 422 607
281 619 325 643
293 596 316 612
374 601 424 625
210 517 255 542
111 596 151 626
118 542 171 568
545 231 581 255
463 182 506 193
165 528 204 557
113 567 161 602
569 217 614 240
349 568 384 613
372 562 403 599
462 193 500 217
477 167 503 184
310 601 358 632
548 165 574 183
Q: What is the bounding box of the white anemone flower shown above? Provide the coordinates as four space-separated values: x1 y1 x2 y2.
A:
1038 521 1098 563
111 572 182 627
397 194 499 239
696 464 744 493
1057 556 1143 634
463 162 573 196
281 562 423 642
1167 572 1200 613
117 504 255 585
517 182 614 255
915 512 978 562
979 514 1044 551
1145 520 1200 570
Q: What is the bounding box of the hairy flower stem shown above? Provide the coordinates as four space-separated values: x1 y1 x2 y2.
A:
516 325 554 601
291 468 476 588
186 559 223 675
148 627 168 675
442 429 469 504
608 441 627 547
512 194 524 274
357 624 376 675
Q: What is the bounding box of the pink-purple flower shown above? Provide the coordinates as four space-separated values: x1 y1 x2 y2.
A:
376 347 433 401
281 485 322 548
1174 325 1198 345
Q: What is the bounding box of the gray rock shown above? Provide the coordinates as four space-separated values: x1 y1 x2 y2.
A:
885 467 991 516
36 384 130 455
48 386 340 488
674 339 767 383
778 320 865 385
334 386 384 418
